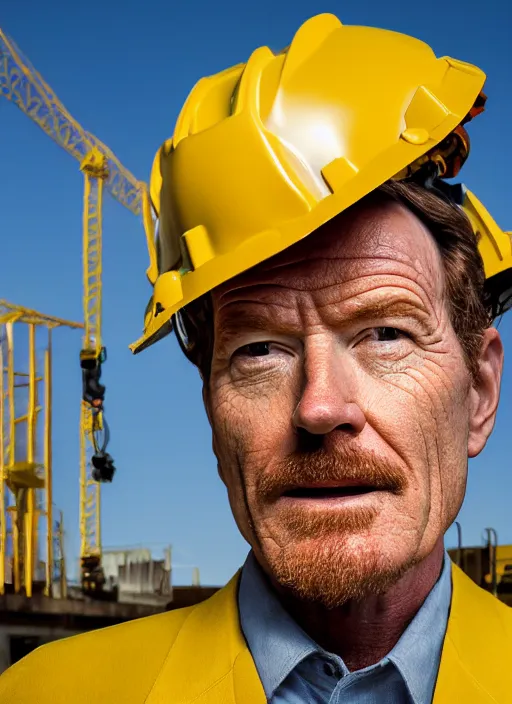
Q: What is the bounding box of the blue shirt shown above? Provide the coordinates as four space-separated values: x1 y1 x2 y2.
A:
238 551 452 703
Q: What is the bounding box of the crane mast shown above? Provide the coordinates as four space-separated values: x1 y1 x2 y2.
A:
79 151 108 592
0 29 145 593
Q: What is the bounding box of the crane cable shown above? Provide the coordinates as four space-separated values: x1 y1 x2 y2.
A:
91 409 110 455
80 348 116 482
90 406 116 483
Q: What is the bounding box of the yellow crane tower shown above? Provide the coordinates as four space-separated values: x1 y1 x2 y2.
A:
0 29 149 593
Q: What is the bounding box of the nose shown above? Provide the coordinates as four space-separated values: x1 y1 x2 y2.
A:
292 338 366 436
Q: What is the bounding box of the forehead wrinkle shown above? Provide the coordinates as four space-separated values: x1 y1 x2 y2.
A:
217 259 415 309
214 260 442 340
322 273 440 328
215 287 302 326
213 201 447 333
215 288 436 346
217 259 440 322
369 210 446 300
215 300 302 342
231 197 441 284
215 282 302 307
217 241 443 300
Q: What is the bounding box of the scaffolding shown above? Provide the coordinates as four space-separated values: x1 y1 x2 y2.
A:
0 301 82 597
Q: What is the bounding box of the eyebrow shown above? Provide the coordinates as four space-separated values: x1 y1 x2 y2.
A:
341 299 427 324
216 299 428 341
215 309 299 343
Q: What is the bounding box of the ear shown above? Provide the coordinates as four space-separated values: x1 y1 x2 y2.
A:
468 327 504 457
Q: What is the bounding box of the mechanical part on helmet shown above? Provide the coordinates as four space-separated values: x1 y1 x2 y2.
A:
408 162 464 204
129 13 510 354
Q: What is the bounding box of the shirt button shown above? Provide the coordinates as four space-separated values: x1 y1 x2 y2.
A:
323 662 335 677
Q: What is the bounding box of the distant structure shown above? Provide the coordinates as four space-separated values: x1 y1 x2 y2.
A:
101 547 172 606
0 544 219 673
448 524 512 606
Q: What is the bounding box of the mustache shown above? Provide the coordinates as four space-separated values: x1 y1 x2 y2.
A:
257 446 407 499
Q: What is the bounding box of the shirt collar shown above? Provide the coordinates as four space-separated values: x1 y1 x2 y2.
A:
238 550 452 702
387 552 452 703
238 551 319 699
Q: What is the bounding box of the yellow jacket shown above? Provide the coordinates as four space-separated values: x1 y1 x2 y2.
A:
0 562 511 703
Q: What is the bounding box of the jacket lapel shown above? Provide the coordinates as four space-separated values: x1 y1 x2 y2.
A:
145 572 266 704
145 561 511 704
433 562 511 703
434 636 496 703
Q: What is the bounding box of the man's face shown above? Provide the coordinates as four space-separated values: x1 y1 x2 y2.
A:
207 197 500 607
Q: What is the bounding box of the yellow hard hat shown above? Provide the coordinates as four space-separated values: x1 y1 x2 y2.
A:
131 13 512 353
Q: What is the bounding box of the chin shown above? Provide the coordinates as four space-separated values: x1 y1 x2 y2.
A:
265 534 416 609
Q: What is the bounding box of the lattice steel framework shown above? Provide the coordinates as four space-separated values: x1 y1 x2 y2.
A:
0 29 146 590
0 31 142 215
0 301 82 597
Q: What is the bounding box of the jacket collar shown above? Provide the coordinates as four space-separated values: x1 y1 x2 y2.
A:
146 562 506 704
433 563 509 703
145 572 266 704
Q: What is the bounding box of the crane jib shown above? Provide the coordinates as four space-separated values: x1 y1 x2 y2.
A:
0 30 143 216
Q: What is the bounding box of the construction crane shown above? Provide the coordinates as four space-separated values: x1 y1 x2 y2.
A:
0 29 148 594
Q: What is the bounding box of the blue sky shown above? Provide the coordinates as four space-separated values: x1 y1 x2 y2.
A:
1 0 510 586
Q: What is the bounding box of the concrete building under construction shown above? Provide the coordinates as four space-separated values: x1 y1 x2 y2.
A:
0 543 219 673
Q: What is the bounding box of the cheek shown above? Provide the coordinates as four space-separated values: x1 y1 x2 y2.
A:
368 355 470 521
210 376 298 521
212 366 300 461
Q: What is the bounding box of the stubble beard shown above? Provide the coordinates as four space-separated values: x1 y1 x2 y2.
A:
264 516 414 610
253 447 414 609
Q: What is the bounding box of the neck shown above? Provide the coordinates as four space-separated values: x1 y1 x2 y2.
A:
276 540 445 671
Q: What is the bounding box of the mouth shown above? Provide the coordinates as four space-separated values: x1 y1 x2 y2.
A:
282 483 379 500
